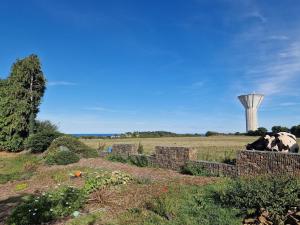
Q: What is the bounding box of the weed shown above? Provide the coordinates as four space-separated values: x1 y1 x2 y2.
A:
15 183 29 191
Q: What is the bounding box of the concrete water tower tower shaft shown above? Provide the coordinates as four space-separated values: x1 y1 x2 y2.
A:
238 94 264 132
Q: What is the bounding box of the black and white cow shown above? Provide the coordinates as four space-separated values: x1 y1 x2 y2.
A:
246 132 299 153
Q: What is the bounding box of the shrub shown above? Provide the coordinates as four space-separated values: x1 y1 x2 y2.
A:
246 127 268 136
129 155 149 167
83 170 132 194
35 120 59 134
46 136 98 159
181 162 214 176
45 148 80 165
7 186 85 225
219 175 300 222
291 125 300 137
25 131 61 153
106 154 128 163
137 142 144 154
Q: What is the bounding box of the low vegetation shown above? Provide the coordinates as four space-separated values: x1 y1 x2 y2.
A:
181 162 214 176
44 136 98 165
0 154 40 184
6 170 132 225
219 175 300 224
106 154 150 167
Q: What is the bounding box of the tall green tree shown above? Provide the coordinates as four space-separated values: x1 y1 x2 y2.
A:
0 55 46 151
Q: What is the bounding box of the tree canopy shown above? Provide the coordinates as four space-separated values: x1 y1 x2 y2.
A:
0 55 46 151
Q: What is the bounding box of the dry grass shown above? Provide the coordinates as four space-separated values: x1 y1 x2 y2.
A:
81 136 258 162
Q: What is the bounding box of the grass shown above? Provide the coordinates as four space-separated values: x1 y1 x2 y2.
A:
0 154 40 184
106 181 242 225
82 136 258 162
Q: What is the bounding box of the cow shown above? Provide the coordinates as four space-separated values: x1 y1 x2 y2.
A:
246 132 299 153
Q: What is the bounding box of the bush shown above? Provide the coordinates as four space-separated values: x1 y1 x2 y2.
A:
25 131 61 153
106 154 150 167
137 142 144 154
291 125 300 137
246 127 268 136
45 148 80 165
46 136 98 159
106 154 128 163
219 175 300 222
271 126 290 133
7 186 85 225
35 120 59 134
181 162 214 176
83 170 132 194
129 155 149 167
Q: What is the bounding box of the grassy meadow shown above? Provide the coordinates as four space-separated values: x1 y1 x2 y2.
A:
81 136 259 162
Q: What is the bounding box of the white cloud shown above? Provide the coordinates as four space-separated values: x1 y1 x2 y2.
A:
246 42 300 95
244 11 267 23
48 81 77 86
268 35 289 41
84 106 137 115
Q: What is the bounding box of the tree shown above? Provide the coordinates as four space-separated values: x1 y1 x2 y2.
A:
271 126 290 133
247 127 268 136
0 55 46 151
291 125 300 138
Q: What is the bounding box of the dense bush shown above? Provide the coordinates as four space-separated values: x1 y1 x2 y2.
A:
271 126 290 133
106 154 128 163
181 162 214 176
246 127 268 136
25 131 61 153
129 155 149 167
291 125 300 137
34 120 59 134
46 136 98 159
45 148 80 165
219 175 300 222
106 154 150 167
7 186 85 225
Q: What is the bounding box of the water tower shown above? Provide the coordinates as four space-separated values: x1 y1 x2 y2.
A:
238 94 264 132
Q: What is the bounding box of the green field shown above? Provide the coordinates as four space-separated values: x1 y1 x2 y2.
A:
81 136 260 162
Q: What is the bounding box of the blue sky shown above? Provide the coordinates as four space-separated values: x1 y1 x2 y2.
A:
1 0 300 133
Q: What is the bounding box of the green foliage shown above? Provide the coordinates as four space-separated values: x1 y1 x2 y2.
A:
34 120 59 134
129 155 149 167
106 154 128 163
25 131 61 153
205 131 220 137
45 148 80 165
291 125 300 137
181 162 214 176
83 170 132 194
46 136 98 159
115 184 241 225
0 55 46 152
7 186 85 225
137 142 144 154
246 127 268 136
219 176 300 222
15 183 29 191
271 126 290 133
106 154 150 167
121 131 201 138
0 154 40 184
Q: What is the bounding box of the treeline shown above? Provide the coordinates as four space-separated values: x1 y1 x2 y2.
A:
121 131 201 138
205 125 300 137
0 55 46 151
